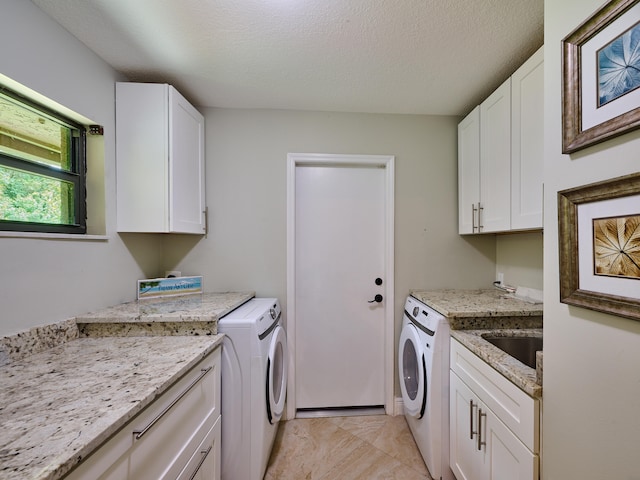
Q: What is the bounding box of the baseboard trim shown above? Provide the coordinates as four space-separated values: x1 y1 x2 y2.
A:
394 397 404 416
296 406 385 419
284 398 405 419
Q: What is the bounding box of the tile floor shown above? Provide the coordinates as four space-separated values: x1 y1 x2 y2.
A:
264 414 433 480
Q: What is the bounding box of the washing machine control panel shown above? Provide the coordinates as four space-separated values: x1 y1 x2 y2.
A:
404 296 444 334
253 300 281 337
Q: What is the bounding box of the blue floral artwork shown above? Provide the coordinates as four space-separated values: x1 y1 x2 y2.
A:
598 21 640 107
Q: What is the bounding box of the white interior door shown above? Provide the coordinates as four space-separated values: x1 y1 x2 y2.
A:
294 159 388 410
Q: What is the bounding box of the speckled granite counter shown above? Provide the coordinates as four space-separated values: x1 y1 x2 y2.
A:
411 289 542 329
0 334 224 480
75 291 254 336
410 289 543 397
0 291 254 480
451 329 542 398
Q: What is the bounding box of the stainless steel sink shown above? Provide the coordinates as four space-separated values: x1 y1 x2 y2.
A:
481 335 543 369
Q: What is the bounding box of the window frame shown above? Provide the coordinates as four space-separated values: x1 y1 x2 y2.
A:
0 87 87 234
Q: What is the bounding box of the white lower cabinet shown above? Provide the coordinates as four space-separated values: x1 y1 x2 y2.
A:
176 416 221 480
66 347 221 480
450 339 539 480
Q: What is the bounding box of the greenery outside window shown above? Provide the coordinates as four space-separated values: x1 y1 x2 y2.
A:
0 87 86 234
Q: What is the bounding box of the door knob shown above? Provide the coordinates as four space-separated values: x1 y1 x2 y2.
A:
368 294 383 303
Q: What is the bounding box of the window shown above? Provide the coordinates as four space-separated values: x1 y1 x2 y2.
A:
0 87 86 234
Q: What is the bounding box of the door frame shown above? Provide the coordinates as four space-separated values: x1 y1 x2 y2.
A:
286 153 395 419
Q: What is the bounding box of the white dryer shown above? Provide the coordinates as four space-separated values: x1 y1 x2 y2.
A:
399 295 455 480
218 298 288 480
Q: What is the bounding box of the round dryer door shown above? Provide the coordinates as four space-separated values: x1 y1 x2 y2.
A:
266 324 288 424
398 324 427 418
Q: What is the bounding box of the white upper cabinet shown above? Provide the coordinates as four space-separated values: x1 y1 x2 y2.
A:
116 83 206 234
458 106 481 234
511 47 544 230
458 46 544 234
458 79 511 235
480 78 512 233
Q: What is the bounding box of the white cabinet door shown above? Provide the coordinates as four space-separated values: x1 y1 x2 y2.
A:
169 87 206 234
485 406 538 480
116 83 169 233
451 371 537 480
450 371 487 480
458 106 481 234
116 82 206 234
66 348 221 480
64 433 132 480
130 348 220 479
177 416 221 480
479 78 511 233
511 46 544 231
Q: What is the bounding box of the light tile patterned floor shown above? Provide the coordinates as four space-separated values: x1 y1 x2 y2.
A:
264 415 433 480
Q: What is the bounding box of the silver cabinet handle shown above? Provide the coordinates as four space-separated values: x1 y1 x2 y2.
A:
477 408 487 451
188 446 212 480
469 399 477 439
133 367 212 440
477 203 484 232
472 204 476 232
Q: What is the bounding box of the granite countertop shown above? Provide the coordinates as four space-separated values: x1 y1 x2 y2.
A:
75 291 254 337
411 289 543 330
0 291 255 480
451 329 542 398
410 288 543 398
411 288 542 318
0 334 224 480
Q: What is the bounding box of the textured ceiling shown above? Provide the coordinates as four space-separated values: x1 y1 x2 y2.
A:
31 0 543 116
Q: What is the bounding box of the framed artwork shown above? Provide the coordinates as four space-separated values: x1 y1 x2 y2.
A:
562 0 640 153
558 172 640 321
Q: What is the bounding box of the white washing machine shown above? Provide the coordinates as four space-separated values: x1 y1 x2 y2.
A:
399 295 455 480
218 298 288 480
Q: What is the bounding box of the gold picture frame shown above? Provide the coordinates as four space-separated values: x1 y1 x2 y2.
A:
558 172 640 321
562 0 640 154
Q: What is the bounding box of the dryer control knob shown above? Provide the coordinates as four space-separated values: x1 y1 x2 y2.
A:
270 308 277 319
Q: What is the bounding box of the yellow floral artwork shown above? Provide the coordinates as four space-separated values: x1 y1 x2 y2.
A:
593 214 640 279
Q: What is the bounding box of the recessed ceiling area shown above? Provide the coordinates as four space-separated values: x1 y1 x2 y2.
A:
31 0 543 116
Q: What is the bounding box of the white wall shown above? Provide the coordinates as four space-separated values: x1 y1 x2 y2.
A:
162 107 498 393
496 232 543 290
164 107 498 298
4 1 513 400
544 1 640 478
0 2 499 342
0 0 163 336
